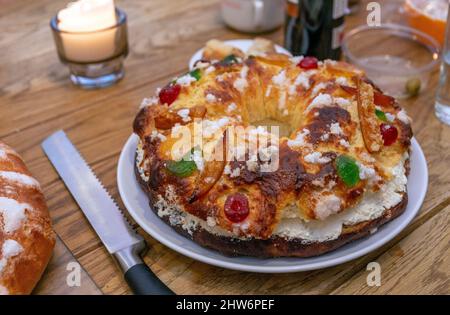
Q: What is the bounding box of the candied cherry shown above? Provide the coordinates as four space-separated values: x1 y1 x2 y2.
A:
298 56 319 70
380 123 398 146
159 84 181 105
224 193 249 223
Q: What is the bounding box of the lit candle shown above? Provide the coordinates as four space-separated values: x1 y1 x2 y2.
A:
51 0 128 88
57 0 118 63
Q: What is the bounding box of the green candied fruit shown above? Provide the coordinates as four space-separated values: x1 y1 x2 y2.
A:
375 108 387 122
335 155 360 187
166 159 197 178
189 68 202 81
405 78 421 97
166 149 198 178
221 54 239 65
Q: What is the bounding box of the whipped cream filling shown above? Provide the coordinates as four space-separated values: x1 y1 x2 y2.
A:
274 154 407 242
136 143 408 243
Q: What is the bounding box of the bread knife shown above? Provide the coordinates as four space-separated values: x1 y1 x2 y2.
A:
42 130 174 295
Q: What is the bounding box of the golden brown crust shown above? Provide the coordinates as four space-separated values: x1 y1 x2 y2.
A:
357 79 384 153
135 159 408 257
247 37 276 56
203 39 245 61
0 142 55 295
133 52 413 255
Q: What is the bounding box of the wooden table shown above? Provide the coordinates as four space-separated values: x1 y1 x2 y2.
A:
1 0 448 295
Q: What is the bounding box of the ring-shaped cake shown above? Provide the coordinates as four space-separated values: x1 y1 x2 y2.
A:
133 50 412 258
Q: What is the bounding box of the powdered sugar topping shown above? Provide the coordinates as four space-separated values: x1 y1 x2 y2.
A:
0 239 23 273
306 93 333 112
329 122 343 135
314 194 342 220
227 102 237 113
150 130 167 142
176 74 197 87
272 70 287 87
334 97 351 107
177 108 191 122
206 93 217 103
233 65 249 93
140 97 159 108
339 139 350 148
304 152 331 164
290 56 304 64
291 70 316 92
192 149 204 172
357 162 377 181
335 76 349 86
0 197 29 234
287 129 310 148
0 171 40 188
205 66 215 75
397 109 411 124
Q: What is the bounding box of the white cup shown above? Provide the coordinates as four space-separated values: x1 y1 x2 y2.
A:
221 0 285 33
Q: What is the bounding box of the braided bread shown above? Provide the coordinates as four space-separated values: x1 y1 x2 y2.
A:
0 142 55 294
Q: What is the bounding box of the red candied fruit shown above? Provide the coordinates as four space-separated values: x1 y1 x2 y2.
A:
298 56 319 70
380 123 398 146
341 86 396 108
224 193 250 223
159 84 181 105
340 85 357 95
374 92 395 107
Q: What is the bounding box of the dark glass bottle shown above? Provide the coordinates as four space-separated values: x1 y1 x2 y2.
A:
284 0 347 60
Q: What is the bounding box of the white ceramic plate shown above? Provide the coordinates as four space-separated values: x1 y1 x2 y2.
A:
117 135 428 273
188 39 292 70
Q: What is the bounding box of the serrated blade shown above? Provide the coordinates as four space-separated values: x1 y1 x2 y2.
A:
42 130 142 254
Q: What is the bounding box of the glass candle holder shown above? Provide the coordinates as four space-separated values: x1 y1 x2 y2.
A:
50 8 128 89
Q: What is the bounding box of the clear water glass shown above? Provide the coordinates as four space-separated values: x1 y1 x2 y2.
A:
435 4 450 125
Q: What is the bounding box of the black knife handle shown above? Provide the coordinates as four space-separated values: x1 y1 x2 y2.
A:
113 241 175 295
124 263 174 295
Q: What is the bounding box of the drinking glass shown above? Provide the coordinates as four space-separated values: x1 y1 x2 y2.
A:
435 4 450 125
